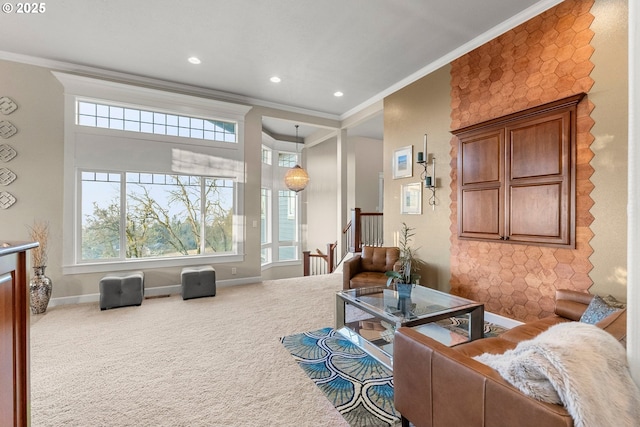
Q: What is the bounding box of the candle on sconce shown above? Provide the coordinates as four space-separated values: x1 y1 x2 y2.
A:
417 152 424 162
423 134 427 161
425 176 432 187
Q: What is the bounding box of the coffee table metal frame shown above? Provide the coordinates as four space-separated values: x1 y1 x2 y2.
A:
336 285 484 368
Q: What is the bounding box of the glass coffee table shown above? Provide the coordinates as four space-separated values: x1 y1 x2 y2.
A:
336 285 484 368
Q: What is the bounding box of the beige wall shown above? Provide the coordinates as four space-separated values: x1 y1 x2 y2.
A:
305 134 384 256
306 137 339 253
0 61 65 293
382 0 628 309
588 0 628 301
383 65 453 291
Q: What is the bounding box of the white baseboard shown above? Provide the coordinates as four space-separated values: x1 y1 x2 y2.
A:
48 276 262 307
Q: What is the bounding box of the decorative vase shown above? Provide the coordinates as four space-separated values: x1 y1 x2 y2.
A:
396 283 413 299
396 283 413 316
30 266 52 314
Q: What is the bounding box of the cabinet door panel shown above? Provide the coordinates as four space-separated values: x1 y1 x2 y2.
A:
509 184 562 238
460 188 502 239
460 130 503 185
509 115 567 179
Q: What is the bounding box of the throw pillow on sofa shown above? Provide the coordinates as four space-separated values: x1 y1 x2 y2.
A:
579 295 620 324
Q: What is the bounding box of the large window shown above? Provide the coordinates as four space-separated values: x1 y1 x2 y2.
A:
77 101 237 143
81 172 234 262
55 72 251 274
260 140 302 266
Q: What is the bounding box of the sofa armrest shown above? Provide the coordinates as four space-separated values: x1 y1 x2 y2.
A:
342 255 363 290
394 327 508 427
554 289 593 320
394 327 573 427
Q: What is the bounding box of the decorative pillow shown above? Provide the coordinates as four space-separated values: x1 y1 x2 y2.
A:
579 295 620 324
601 294 627 309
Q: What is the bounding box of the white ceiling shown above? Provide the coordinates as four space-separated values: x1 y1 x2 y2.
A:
0 0 561 139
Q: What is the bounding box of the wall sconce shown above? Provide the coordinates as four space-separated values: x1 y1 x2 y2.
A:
416 133 436 209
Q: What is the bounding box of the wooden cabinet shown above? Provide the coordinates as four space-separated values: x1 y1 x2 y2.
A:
453 94 584 247
0 241 37 427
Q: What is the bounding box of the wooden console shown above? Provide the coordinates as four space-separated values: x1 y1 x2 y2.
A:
0 241 37 427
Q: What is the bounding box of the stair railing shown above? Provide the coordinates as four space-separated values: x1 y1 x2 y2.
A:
303 242 337 276
343 208 383 253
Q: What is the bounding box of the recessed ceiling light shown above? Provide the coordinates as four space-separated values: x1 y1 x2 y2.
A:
270 76 282 83
188 57 201 65
334 91 344 97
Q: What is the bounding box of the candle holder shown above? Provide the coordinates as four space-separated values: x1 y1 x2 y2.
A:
416 134 436 209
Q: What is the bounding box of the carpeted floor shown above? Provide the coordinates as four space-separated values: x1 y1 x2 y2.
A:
30 274 349 427
30 275 509 427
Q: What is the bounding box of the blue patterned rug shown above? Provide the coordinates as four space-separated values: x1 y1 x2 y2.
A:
280 327 400 427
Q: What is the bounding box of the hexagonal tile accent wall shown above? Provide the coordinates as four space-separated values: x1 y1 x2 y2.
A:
449 0 596 322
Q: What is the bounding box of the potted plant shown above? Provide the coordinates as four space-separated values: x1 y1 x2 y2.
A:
385 222 420 298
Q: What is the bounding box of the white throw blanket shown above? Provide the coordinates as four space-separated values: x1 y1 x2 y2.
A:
474 322 640 427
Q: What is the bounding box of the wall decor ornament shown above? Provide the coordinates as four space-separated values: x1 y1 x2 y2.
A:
0 96 18 115
400 182 422 215
0 120 17 139
393 146 413 179
0 191 16 209
0 167 16 186
0 144 17 162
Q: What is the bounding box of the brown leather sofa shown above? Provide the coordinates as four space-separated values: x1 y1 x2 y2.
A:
342 246 400 290
393 290 627 427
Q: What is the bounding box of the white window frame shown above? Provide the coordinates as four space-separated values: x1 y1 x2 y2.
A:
54 72 252 274
260 133 303 268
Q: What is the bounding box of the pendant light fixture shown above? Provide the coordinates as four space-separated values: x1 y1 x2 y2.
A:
284 125 310 192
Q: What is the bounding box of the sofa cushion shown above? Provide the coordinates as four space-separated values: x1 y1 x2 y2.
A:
361 246 400 273
601 294 627 309
580 295 621 324
349 271 389 288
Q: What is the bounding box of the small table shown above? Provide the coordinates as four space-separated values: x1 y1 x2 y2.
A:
336 285 484 368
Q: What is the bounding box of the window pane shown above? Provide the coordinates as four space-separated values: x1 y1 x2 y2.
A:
262 147 272 165
279 246 297 261
261 247 271 265
81 174 121 260
261 188 270 244
96 104 109 117
78 102 96 116
278 190 296 242
125 173 202 258
203 178 234 254
110 106 124 119
76 101 237 143
124 108 139 121
278 153 297 167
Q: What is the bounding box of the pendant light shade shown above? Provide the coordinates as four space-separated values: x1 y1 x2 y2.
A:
284 165 310 192
284 125 309 192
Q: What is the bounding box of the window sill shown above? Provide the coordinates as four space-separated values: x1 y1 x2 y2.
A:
63 253 244 275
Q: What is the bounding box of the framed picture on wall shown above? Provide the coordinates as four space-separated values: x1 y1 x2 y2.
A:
393 146 413 179
401 182 422 215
